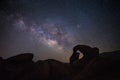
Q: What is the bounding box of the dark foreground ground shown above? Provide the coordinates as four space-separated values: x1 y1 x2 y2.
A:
0 50 120 80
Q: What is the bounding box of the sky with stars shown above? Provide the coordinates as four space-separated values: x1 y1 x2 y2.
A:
0 0 120 62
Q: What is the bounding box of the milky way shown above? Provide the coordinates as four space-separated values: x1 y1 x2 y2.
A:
13 15 75 51
0 0 120 62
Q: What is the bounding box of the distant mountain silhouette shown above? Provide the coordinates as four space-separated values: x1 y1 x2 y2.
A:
0 45 120 80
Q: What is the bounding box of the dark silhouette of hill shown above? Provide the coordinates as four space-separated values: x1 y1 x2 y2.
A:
0 45 120 80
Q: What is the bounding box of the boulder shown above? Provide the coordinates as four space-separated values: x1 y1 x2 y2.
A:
72 50 120 80
6 53 33 64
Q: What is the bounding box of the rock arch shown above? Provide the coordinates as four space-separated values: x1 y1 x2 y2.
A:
70 45 99 70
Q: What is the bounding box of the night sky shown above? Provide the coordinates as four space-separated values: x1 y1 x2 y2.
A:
0 0 120 62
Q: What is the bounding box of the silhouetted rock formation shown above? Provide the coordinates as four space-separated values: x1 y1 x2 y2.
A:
0 53 35 80
0 57 3 61
0 53 72 80
70 52 80 65
70 45 99 71
0 45 120 80
72 50 120 80
6 53 34 63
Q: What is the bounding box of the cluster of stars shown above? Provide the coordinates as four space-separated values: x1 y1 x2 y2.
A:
13 16 75 52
